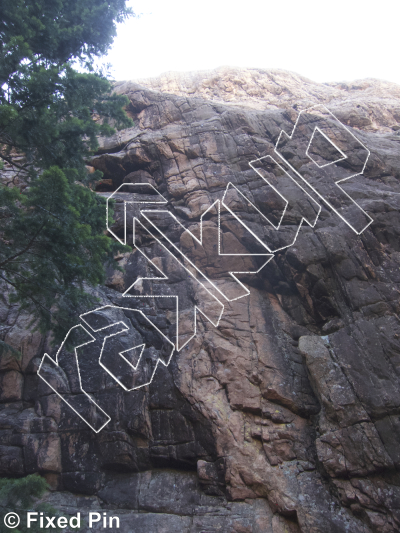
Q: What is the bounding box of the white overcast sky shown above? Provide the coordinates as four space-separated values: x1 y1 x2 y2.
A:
104 0 399 85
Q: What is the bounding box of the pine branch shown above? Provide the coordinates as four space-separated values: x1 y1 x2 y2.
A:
0 220 47 269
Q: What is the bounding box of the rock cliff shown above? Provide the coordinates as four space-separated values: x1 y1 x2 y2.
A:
1 67 400 533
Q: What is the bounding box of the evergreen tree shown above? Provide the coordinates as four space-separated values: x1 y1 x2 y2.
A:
0 1 133 345
0 474 62 533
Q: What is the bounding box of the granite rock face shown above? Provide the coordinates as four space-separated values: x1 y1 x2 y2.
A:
115 66 400 132
1 68 400 532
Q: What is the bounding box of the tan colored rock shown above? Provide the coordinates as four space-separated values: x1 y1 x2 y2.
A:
0 370 23 401
37 434 62 473
115 66 400 132
4 311 43 371
2 66 400 532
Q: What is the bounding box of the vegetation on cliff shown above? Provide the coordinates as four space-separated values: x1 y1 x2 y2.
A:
0 1 133 345
0 475 60 533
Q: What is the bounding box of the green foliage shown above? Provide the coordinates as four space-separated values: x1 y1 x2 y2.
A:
0 0 132 83
0 65 132 182
0 0 133 344
0 474 61 533
0 166 128 341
